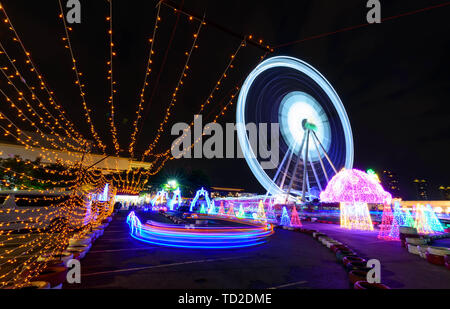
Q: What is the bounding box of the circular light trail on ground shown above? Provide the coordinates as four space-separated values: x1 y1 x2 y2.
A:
127 212 274 249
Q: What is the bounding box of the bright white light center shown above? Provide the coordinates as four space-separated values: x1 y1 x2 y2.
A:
279 91 331 161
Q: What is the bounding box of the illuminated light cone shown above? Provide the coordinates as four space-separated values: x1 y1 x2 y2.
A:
416 204 432 234
424 204 444 233
266 203 277 223
208 200 216 215
392 201 407 227
378 204 399 241
404 208 416 228
280 207 291 227
416 204 444 234
256 200 267 222
290 206 302 227
199 204 206 214
236 204 245 218
218 201 225 216
389 215 400 240
320 169 392 231
227 202 235 217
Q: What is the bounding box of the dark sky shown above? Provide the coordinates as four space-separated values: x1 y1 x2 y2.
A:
0 0 449 199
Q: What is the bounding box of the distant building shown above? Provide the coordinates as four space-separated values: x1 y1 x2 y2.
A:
439 186 450 200
381 170 400 198
413 179 429 200
210 187 257 199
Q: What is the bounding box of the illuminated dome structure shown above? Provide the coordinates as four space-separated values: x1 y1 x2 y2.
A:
236 56 354 202
320 169 392 231
320 169 392 205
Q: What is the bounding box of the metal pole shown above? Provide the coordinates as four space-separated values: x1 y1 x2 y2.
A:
301 130 311 202
285 130 307 202
279 146 296 191
309 156 322 192
85 155 112 171
311 133 329 183
263 140 296 203
311 131 338 174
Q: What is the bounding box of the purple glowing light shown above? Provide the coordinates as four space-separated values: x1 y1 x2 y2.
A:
320 169 392 204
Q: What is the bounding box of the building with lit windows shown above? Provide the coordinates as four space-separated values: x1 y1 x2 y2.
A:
439 186 450 200
413 179 429 200
381 170 400 198
210 187 257 199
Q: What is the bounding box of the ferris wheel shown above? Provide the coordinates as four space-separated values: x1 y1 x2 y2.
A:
236 56 354 202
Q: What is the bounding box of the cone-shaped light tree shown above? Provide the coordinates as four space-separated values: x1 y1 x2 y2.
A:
290 206 302 228
218 201 225 216
256 201 267 222
280 207 291 227
378 204 399 241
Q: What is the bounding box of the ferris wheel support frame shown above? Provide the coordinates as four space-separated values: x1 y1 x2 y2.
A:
279 124 342 203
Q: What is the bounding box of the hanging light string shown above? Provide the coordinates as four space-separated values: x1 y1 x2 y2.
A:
142 16 205 159
0 192 109 287
0 88 82 154
0 166 77 187
0 156 77 177
0 0 116 280
0 43 88 150
57 0 107 153
160 50 270 163
106 0 120 155
0 67 86 153
128 2 162 158
0 178 113 287
0 113 89 166
135 87 238 175
167 39 246 156
0 108 87 166
133 84 240 175
0 2 87 145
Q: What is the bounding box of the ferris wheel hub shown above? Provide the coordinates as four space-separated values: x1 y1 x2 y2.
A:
302 119 317 132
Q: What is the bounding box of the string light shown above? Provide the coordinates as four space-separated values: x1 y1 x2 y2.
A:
128 2 162 158
167 40 247 157
0 85 84 154
106 0 120 155
57 0 107 153
0 2 88 146
0 43 87 151
142 17 205 159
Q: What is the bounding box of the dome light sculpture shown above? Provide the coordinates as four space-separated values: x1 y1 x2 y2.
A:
320 169 392 231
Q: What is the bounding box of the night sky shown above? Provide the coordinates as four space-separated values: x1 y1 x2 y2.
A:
1 0 449 199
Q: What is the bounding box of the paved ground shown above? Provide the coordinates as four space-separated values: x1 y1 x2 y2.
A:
65 212 350 289
302 222 450 289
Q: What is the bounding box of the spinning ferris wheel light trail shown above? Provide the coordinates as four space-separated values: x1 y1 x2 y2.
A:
237 56 354 203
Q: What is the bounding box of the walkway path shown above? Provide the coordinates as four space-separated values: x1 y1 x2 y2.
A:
303 222 450 289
